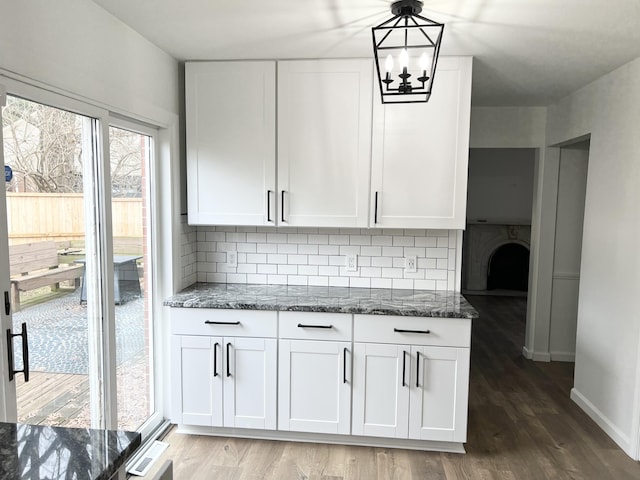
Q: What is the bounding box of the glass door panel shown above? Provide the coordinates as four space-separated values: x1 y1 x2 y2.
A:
2 95 102 428
108 125 154 431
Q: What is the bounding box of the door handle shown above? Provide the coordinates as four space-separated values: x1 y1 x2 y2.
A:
205 321 241 326
281 190 286 223
6 322 29 382
226 342 232 378
297 323 333 329
267 190 273 223
402 350 408 387
213 342 219 377
343 347 348 384
394 328 431 335
374 191 379 224
416 351 421 388
4 291 10 315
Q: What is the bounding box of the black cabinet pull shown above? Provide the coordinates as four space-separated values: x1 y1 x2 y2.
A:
374 191 379 224
213 342 219 377
281 190 286 223
297 323 333 329
402 350 408 387
4 291 10 315
6 322 29 382
416 351 421 388
205 321 241 326
394 328 431 335
267 190 273 222
226 342 232 377
343 347 348 384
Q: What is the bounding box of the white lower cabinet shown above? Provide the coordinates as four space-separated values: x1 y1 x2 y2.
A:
170 309 278 430
278 339 351 434
352 315 471 443
170 308 471 449
278 312 352 435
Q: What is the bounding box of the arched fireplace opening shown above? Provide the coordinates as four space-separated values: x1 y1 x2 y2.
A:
487 243 529 291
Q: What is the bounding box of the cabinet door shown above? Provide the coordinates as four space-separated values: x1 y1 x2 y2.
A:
370 57 472 229
171 335 223 426
223 337 277 430
186 61 276 225
352 343 410 438
278 60 372 227
278 339 351 434
409 346 470 442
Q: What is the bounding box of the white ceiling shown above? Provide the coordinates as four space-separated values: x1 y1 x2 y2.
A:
92 0 640 106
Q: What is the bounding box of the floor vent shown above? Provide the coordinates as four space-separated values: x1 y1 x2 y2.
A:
127 440 169 476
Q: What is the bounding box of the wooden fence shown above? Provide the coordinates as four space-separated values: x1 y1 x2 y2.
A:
6 193 143 249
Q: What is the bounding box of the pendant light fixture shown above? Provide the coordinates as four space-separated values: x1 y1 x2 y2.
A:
372 0 444 104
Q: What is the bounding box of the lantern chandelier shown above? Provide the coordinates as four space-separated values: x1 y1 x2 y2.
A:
372 0 444 104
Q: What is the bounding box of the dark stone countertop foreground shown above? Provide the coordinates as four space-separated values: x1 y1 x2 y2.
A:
165 283 478 319
0 422 140 480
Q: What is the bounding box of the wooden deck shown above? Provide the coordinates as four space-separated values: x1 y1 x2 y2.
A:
16 350 150 431
17 371 90 428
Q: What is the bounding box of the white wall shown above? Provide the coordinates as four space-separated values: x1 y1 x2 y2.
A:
467 148 535 224
0 0 179 122
470 107 547 148
545 57 640 458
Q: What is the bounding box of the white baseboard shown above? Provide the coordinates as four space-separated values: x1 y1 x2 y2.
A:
570 387 632 456
175 425 466 454
522 346 551 362
550 351 575 362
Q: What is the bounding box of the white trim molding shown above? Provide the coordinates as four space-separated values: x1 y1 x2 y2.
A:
571 387 632 457
522 346 551 362
550 351 575 362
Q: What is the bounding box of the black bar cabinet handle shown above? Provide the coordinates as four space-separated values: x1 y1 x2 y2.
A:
281 190 286 223
402 350 407 387
343 347 348 384
297 323 333 329
416 351 421 388
213 342 219 377
226 342 232 377
267 190 272 222
4 291 10 315
394 328 431 335
205 321 241 326
374 191 379 224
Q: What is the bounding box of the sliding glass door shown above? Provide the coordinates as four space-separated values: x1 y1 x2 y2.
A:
0 83 160 434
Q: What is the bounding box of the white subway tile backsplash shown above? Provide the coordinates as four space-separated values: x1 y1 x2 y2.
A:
257 243 277 254
308 276 329 287
318 245 339 255
182 226 461 291
318 265 339 276
278 244 298 254
329 235 349 245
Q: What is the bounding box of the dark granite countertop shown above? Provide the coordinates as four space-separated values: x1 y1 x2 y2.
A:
0 422 141 480
165 283 478 319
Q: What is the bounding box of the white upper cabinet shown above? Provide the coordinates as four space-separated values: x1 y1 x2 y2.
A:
370 57 473 229
186 61 276 225
277 60 372 227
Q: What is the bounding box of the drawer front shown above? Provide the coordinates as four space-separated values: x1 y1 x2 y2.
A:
354 315 471 348
171 308 277 338
279 312 352 341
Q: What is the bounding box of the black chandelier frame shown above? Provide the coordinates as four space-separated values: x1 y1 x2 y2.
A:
372 0 444 104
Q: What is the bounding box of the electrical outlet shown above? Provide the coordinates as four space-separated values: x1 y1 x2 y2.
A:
227 251 238 268
405 255 417 273
346 254 358 272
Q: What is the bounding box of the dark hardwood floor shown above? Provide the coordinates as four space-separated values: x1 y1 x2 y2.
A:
148 295 640 479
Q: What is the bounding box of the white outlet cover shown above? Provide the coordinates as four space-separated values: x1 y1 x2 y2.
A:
405 256 417 273
346 254 358 272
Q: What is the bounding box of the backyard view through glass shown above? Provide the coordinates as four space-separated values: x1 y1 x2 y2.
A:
2 96 151 431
